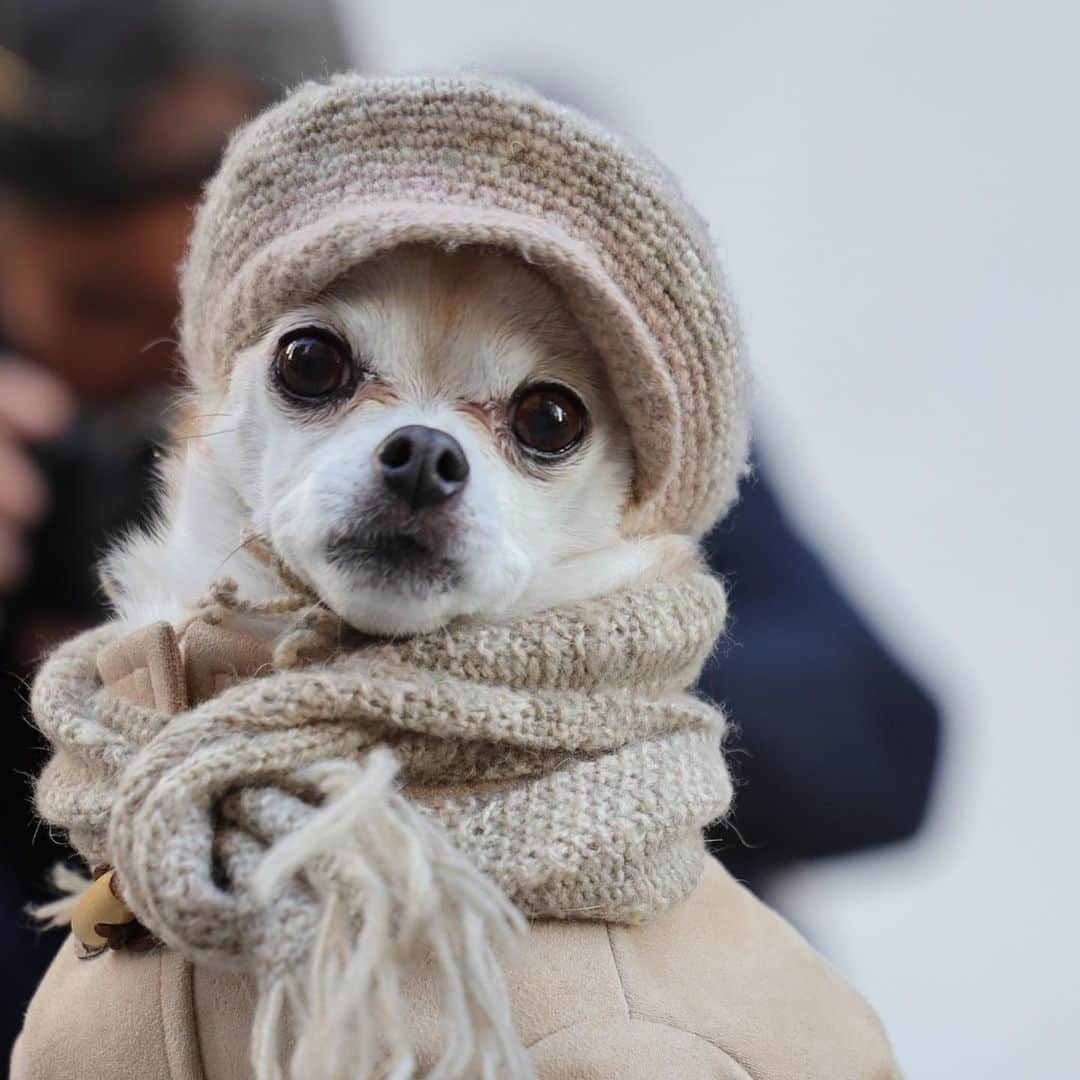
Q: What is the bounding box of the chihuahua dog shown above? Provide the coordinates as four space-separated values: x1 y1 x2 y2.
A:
104 245 689 637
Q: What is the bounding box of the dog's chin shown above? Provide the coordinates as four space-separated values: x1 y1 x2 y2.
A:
328 530 461 596
326 579 465 637
309 530 459 636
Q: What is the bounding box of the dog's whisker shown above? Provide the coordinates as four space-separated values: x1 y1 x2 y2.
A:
215 535 260 574
173 428 241 441
140 336 180 354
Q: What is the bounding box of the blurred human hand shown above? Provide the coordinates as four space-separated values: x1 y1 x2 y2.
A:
0 359 74 592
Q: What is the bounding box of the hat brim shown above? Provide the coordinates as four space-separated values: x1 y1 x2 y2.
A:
199 202 680 517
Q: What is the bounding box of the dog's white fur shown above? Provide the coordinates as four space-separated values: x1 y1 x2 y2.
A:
105 246 688 637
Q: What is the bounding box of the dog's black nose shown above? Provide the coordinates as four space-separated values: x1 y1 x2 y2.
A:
376 425 469 509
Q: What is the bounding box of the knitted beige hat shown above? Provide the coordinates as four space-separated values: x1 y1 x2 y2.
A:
179 73 749 537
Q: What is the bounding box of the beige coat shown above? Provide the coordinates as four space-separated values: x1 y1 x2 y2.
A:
13 853 898 1079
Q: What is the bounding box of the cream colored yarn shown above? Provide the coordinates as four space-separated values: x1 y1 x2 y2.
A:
33 572 732 1079
179 73 749 537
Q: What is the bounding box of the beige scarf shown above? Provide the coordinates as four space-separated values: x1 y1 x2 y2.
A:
32 571 731 1079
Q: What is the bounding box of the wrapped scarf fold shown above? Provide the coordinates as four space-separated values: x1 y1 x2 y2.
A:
31 571 732 1079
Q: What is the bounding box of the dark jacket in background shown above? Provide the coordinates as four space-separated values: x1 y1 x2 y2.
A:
699 461 941 893
0 412 159 1058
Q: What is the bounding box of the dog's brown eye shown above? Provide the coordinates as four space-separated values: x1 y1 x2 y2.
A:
274 329 351 401
511 384 588 456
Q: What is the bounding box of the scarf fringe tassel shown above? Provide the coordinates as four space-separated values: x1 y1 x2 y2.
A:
249 748 533 1080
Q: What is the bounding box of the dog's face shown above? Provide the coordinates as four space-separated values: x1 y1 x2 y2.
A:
211 246 634 635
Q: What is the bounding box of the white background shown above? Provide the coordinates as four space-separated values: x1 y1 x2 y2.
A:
335 3 1079 1074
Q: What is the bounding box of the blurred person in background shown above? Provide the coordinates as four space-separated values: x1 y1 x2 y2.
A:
0 0 347 1056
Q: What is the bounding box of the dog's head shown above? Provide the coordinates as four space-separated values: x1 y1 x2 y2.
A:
210 245 636 635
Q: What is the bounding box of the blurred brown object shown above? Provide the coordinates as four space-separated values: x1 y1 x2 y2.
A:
0 358 72 588
0 67 255 398
0 0 350 396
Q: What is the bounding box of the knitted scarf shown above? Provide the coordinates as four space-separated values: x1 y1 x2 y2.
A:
31 571 731 1079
